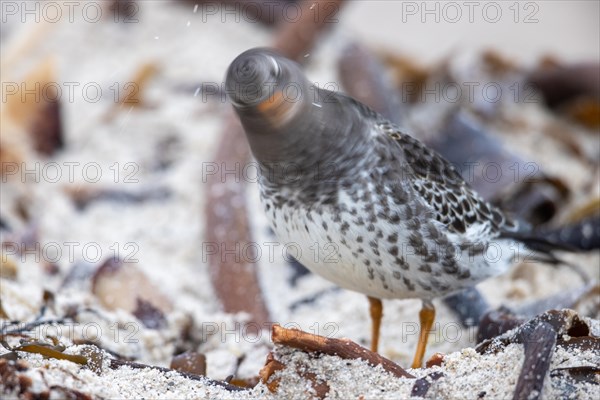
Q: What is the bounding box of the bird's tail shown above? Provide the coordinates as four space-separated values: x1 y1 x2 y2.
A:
500 229 589 280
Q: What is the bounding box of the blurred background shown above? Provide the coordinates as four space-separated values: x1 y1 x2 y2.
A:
1 0 599 393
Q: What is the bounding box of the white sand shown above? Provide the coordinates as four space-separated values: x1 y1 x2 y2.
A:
1 2 599 399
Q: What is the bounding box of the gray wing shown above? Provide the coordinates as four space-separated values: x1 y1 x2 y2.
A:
376 120 518 235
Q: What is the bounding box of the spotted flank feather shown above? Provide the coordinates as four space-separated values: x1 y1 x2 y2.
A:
376 120 518 235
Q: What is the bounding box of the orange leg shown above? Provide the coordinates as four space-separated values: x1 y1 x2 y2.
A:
411 300 435 369
367 296 383 353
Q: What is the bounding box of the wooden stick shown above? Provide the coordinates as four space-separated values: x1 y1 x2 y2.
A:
273 0 346 61
205 117 271 333
270 324 414 379
205 0 346 333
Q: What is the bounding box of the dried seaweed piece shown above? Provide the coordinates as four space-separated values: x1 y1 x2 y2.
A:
534 215 600 251
443 287 490 328
273 0 346 62
551 366 600 386
477 307 525 343
411 371 444 398
118 63 159 107
429 112 568 225
338 42 405 125
0 256 18 280
79 345 104 374
515 283 600 319
103 62 160 122
3 58 64 157
378 51 430 105
497 175 570 227
205 118 271 333
528 62 600 109
512 322 556 400
170 351 206 376
566 197 600 223
556 336 600 353
268 324 414 379
476 309 594 355
29 91 63 156
91 257 172 315
562 97 600 130
66 186 171 211
60 261 97 289
11 342 88 365
132 298 167 330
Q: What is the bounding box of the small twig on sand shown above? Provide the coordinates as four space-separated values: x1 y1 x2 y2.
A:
268 324 414 379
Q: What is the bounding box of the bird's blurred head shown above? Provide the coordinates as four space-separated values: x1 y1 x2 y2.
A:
225 48 370 174
225 48 308 129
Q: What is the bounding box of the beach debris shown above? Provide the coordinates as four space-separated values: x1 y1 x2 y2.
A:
515 283 599 319
338 42 405 125
60 260 98 289
118 62 159 107
566 197 600 223
273 0 346 62
410 371 444 398
442 287 490 328
2 58 64 157
1 336 88 366
103 62 160 121
529 60 600 129
528 61 600 107
264 324 414 379
378 51 430 105
0 257 18 280
170 351 207 376
204 118 271 333
132 298 167 330
477 307 524 343
512 322 556 400
425 353 445 368
476 309 598 354
539 215 600 251
65 185 171 211
478 284 600 343
91 257 172 318
476 309 599 399
429 112 569 226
